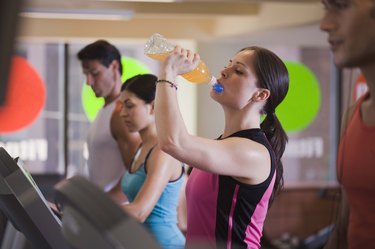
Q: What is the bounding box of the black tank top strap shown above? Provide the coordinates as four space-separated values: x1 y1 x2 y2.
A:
144 145 157 174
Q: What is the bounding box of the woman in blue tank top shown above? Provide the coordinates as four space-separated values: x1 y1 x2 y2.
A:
118 74 185 249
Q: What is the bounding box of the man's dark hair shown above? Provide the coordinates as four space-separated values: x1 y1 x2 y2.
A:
77 40 123 75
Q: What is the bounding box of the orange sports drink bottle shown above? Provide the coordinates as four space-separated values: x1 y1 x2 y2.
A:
144 33 223 93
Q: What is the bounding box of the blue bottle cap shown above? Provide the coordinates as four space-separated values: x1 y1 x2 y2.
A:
213 83 224 93
209 77 223 93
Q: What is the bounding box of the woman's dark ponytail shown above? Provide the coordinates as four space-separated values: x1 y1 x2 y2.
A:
261 112 288 205
241 46 289 206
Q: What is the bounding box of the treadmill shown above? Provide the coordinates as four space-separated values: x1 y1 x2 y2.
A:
54 175 162 249
0 147 68 249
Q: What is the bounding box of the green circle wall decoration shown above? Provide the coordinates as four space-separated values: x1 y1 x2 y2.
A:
275 61 321 133
82 56 151 122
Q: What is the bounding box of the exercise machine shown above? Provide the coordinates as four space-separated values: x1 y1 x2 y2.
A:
0 147 68 249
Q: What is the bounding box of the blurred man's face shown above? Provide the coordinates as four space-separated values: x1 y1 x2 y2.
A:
320 0 375 68
81 59 117 98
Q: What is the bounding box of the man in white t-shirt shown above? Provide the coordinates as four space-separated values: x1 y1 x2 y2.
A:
77 40 140 203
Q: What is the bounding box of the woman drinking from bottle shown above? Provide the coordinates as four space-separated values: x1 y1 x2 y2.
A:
154 46 289 249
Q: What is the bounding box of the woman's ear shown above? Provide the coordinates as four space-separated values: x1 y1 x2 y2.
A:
149 101 155 114
252 89 270 102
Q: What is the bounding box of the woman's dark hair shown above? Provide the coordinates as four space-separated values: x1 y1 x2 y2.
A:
77 40 123 75
121 74 157 104
240 46 289 206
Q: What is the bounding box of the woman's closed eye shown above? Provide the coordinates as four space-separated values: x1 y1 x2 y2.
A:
235 68 244 75
123 100 135 109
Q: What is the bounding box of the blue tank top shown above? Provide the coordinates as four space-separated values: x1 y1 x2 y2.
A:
121 146 185 249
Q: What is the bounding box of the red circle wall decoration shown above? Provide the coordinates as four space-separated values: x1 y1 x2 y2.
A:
0 56 46 134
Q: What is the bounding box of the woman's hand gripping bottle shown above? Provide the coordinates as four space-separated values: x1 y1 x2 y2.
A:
144 33 223 93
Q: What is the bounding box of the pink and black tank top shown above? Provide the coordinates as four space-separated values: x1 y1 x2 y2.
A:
185 128 276 249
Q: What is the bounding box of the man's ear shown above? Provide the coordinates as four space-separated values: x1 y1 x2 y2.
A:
252 89 270 102
110 60 121 82
111 60 120 74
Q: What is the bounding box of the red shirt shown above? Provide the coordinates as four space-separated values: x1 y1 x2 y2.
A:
337 92 375 249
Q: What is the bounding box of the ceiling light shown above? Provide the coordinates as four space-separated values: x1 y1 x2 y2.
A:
98 0 175 2
20 8 134 21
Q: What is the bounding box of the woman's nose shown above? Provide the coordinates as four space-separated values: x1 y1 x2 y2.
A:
220 68 229 79
120 106 128 117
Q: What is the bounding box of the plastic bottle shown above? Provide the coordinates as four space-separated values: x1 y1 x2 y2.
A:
144 33 223 93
